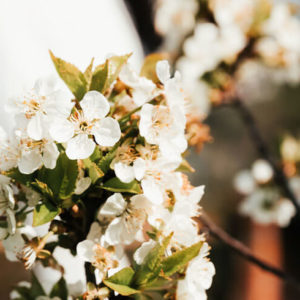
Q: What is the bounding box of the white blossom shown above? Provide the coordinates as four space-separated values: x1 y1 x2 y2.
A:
98 193 151 245
50 91 121 160
176 243 215 300
6 78 72 141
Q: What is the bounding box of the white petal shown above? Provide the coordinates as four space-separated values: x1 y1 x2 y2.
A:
138 104 154 141
27 114 43 140
93 117 121 147
81 91 110 120
86 222 102 242
114 162 135 183
18 150 42 174
0 227 8 240
75 177 92 195
141 178 164 205
6 208 16 235
156 60 170 84
76 240 95 262
66 134 95 160
130 194 151 213
133 240 156 265
49 119 74 143
133 158 146 181
104 217 123 245
42 142 59 169
99 193 126 217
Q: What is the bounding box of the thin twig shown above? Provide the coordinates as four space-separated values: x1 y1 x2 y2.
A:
199 212 300 292
231 98 300 214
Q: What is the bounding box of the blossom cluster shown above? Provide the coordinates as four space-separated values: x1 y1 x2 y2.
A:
155 0 300 115
0 53 214 299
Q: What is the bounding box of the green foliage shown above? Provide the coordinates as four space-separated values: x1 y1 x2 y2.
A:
103 267 140 296
5 168 35 186
49 50 87 100
140 53 169 84
83 58 94 89
83 158 104 184
90 54 131 93
38 152 78 200
161 241 203 276
30 273 46 298
33 201 60 227
134 235 172 287
101 177 142 194
50 277 68 300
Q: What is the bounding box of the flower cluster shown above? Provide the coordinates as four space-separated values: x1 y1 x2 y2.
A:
233 159 296 227
1 53 214 299
155 0 300 115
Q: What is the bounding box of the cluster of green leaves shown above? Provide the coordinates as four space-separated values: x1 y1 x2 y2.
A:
102 237 203 298
13 274 68 300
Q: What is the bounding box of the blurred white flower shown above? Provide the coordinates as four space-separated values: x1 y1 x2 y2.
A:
155 0 198 51
239 188 296 227
233 170 257 195
251 159 274 184
176 243 215 300
50 91 121 159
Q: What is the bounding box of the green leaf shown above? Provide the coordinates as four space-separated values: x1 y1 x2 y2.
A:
38 153 78 200
33 201 60 227
103 281 140 296
101 177 141 194
140 53 169 84
105 267 135 286
98 147 117 174
49 50 87 100
83 158 104 184
103 268 139 295
83 58 94 89
50 277 68 300
134 294 153 300
161 241 203 277
5 168 35 186
30 273 46 298
134 235 172 286
175 159 195 173
90 54 131 93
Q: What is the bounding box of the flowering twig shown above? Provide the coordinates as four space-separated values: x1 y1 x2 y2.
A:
231 98 300 214
199 212 300 292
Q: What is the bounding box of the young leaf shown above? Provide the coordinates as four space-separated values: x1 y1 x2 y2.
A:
33 201 60 227
140 53 169 84
50 277 68 300
98 147 117 174
84 58 94 89
134 235 172 286
103 281 140 296
105 267 135 286
175 159 195 173
49 50 87 100
161 241 203 277
101 178 142 194
103 268 140 296
90 54 131 93
31 179 53 199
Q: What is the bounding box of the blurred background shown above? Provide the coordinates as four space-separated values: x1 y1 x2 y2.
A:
1 0 300 299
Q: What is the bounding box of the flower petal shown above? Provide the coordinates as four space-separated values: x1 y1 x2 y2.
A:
76 240 95 262
156 60 170 84
42 142 59 169
99 193 126 217
49 119 74 143
81 91 110 121
133 240 156 265
93 117 121 147
27 114 43 141
114 162 135 183
66 134 95 160
18 150 42 174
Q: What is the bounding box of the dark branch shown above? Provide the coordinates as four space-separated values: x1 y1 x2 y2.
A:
232 98 300 214
199 212 300 292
